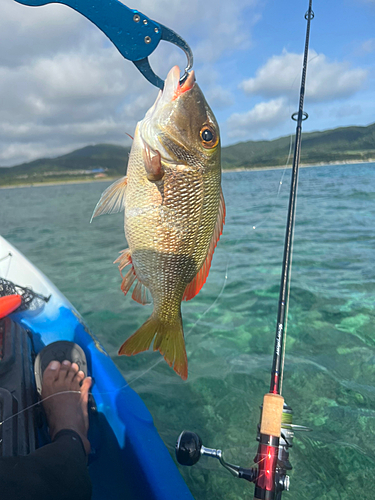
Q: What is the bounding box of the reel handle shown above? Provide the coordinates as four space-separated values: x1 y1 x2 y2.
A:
175 431 202 466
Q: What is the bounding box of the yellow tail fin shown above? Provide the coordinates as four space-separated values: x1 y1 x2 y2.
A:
118 314 188 380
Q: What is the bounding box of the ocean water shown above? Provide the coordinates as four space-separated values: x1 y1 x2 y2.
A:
1 162 375 500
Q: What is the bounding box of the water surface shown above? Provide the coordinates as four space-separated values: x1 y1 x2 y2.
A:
1 162 375 499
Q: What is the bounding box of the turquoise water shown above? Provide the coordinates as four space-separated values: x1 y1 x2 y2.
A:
1 163 375 499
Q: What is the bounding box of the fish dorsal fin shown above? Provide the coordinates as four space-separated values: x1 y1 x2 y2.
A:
183 188 226 301
114 248 150 305
90 176 127 221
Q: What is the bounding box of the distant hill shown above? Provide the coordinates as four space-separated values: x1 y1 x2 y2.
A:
221 122 375 169
1 123 374 187
0 144 130 186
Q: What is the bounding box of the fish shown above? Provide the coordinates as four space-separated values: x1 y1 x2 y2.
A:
92 65 225 380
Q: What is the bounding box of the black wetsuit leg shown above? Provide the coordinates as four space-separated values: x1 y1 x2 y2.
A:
0 429 92 500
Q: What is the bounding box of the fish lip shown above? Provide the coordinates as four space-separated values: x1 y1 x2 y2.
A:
172 69 196 101
144 66 195 120
160 65 195 104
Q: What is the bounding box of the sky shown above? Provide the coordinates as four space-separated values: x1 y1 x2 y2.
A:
0 0 374 166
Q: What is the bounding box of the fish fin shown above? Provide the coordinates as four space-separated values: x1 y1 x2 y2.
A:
131 281 151 305
90 176 127 221
120 268 137 295
183 188 226 301
143 145 164 181
114 248 132 274
115 249 151 305
119 313 188 380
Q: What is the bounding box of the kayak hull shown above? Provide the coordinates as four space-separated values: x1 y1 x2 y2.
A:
0 236 194 500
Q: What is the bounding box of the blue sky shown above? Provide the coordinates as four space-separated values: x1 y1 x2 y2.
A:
0 0 374 166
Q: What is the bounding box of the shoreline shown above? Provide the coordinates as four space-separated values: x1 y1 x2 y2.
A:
1 158 374 189
223 158 375 173
0 177 119 190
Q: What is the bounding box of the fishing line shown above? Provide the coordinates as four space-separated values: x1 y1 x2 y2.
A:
0 49 319 433
267 52 318 394
0 264 229 426
99 261 229 389
0 252 12 279
249 50 318 233
279 175 300 395
0 390 81 427
250 134 293 232
0 252 12 263
236 71 299 236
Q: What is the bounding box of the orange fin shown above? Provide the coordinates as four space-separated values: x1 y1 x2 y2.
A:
118 313 188 380
114 249 150 305
142 145 164 182
120 268 137 295
90 176 127 221
131 281 151 305
114 248 132 274
183 188 226 301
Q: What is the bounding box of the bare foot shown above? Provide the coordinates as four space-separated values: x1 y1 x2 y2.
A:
41 360 92 455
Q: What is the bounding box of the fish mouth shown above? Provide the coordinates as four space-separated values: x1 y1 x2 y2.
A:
140 66 196 164
144 66 195 122
155 66 196 107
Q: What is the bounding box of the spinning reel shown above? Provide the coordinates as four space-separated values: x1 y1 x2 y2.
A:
176 403 311 499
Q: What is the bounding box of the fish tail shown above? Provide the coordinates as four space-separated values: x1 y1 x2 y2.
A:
118 313 188 380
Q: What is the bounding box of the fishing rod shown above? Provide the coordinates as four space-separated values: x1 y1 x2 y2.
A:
253 1 314 499
176 2 314 498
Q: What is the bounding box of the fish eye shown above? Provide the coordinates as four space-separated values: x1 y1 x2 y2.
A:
200 125 218 149
202 129 213 142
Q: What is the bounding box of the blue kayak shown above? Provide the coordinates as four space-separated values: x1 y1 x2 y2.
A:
0 235 194 500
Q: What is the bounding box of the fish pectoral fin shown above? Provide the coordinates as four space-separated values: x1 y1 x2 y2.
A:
183 188 226 301
142 145 164 182
90 176 127 221
119 313 188 380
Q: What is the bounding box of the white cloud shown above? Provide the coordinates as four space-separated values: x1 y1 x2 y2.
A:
0 40 155 165
240 49 368 102
0 2 85 67
0 0 261 166
361 38 375 53
227 98 288 138
134 0 259 63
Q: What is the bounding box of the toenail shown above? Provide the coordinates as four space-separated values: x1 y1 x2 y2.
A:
62 360 70 366
50 361 59 370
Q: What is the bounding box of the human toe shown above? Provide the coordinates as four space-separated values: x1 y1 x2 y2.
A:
81 377 92 399
66 362 79 383
75 369 85 384
60 360 71 374
42 360 61 386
